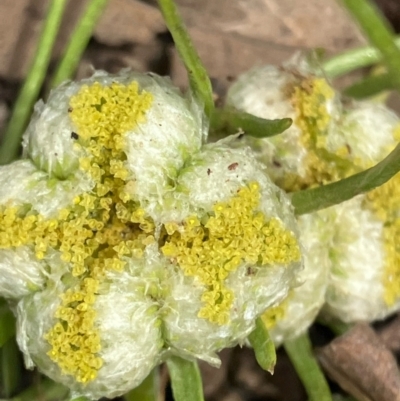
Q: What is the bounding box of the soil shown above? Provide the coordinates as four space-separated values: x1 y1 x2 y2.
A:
0 1 400 401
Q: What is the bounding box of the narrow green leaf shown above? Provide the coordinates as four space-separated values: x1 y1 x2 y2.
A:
0 304 16 348
157 0 214 119
318 317 353 337
166 356 204 401
340 0 400 92
284 333 332 401
124 368 159 401
211 107 292 139
51 0 110 87
323 36 400 78
69 396 91 401
291 143 400 215
343 72 394 98
0 337 21 398
0 0 68 165
248 317 276 374
10 379 69 401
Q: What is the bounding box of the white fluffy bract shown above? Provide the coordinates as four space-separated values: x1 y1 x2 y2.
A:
328 101 399 168
0 160 92 218
267 212 331 345
161 141 302 363
225 56 340 184
320 196 399 322
0 247 47 299
226 64 307 180
16 269 162 400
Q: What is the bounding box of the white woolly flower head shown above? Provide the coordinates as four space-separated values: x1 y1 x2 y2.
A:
23 70 206 219
321 173 400 323
16 268 163 400
327 101 400 170
1 70 304 399
159 141 303 363
226 54 341 191
261 212 331 345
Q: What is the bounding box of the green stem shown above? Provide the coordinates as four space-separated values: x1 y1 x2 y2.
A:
0 303 16 348
0 337 21 398
124 368 159 401
0 0 67 165
323 37 400 78
166 356 204 401
248 317 276 374
284 333 332 401
10 379 69 401
339 0 400 92
51 0 109 87
343 72 394 98
157 0 214 119
69 397 91 401
291 142 400 215
211 107 292 139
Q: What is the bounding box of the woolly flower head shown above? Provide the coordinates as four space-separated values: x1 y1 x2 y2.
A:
226 55 400 325
320 173 400 323
261 212 330 345
226 54 399 192
226 53 341 191
0 71 303 399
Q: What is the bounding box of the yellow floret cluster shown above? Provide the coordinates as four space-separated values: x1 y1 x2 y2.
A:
0 81 156 383
283 77 355 191
1 75 305 390
364 173 400 306
161 182 301 325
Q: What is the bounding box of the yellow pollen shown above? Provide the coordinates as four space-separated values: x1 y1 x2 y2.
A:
364 172 400 306
0 80 155 383
282 77 357 191
161 182 301 325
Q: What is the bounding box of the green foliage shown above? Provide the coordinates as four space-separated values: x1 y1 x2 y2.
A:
291 143 400 215
340 0 400 93
284 333 332 401
51 0 110 87
211 107 292 139
248 317 276 373
343 72 394 98
157 0 214 119
166 356 205 401
0 0 67 165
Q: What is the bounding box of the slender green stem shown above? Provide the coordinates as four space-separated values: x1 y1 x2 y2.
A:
0 337 21 398
211 107 292 139
10 379 69 401
0 0 67 165
284 333 332 401
69 397 91 401
124 368 159 401
343 72 394 98
51 0 109 87
323 37 400 78
167 356 204 401
157 0 214 119
339 0 400 92
291 143 400 215
0 303 16 348
248 317 276 374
